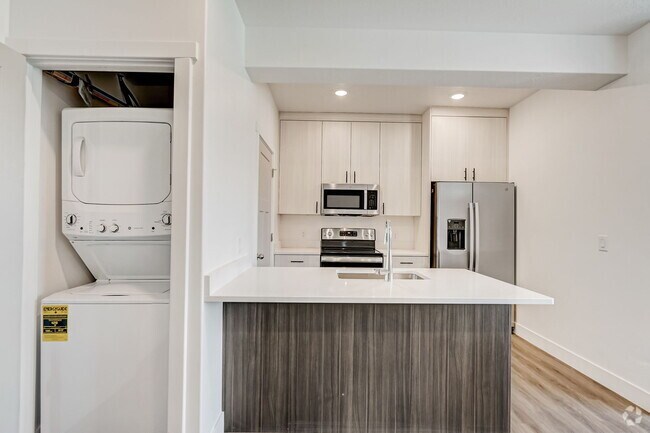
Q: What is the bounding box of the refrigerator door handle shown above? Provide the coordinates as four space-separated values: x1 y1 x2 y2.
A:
475 202 480 273
468 202 475 272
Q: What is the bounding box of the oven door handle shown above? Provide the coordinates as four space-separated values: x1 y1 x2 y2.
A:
320 256 384 264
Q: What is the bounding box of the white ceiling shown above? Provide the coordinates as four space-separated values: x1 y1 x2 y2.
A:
270 84 537 114
236 0 650 35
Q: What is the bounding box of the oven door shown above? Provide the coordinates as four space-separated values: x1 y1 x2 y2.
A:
321 184 367 215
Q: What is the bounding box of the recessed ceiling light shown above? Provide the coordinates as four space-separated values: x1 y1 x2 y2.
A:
335 89 348 96
450 93 465 100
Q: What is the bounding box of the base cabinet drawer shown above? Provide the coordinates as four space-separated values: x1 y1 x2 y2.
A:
393 256 429 268
275 254 320 267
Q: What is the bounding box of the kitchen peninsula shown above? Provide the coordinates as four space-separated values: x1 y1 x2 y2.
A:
208 267 553 433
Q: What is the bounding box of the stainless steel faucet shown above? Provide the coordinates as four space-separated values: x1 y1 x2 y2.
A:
383 220 393 282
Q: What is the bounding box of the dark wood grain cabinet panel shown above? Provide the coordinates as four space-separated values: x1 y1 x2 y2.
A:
223 303 511 433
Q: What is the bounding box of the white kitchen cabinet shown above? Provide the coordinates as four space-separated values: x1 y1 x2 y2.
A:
274 254 320 267
350 122 380 184
467 117 508 182
431 116 507 182
322 122 351 183
380 122 422 216
279 121 322 214
322 121 380 185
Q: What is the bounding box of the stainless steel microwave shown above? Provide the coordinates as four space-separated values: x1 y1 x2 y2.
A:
321 184 379 216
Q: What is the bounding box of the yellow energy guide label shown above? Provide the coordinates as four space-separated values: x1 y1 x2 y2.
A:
42 305 69 342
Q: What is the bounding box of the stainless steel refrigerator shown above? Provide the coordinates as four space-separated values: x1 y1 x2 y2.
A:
431 182 515 285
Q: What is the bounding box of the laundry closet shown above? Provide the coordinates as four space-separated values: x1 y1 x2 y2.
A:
36 71 175 433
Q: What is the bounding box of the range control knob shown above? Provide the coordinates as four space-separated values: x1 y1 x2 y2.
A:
109 224 119 233
161 213 172 226
65 214 77 225
97 224 106 233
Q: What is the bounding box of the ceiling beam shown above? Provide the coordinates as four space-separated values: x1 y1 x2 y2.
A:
245 27 628 90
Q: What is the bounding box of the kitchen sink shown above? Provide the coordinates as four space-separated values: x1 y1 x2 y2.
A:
337 271 427 280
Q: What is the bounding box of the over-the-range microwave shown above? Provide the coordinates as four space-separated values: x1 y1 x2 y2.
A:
321 184 379 216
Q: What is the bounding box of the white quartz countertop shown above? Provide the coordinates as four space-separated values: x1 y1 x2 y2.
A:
206 267 554 305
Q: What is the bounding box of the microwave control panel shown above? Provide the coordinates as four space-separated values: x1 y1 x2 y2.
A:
367 190 378 210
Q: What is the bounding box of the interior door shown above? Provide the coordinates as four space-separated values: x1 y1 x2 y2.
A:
472 182 515 284
0 42 27 433
350 122 380 184
257 149 272 266
321 121 351 183
71 121 172 205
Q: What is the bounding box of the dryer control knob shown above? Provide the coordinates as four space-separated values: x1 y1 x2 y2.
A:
97 224 106 233
65 214 77 225
110 224 119 233
162 213 172 226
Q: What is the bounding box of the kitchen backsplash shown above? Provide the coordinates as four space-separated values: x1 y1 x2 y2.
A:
277 215 417 249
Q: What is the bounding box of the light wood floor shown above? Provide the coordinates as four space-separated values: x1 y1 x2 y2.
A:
511 335 649 433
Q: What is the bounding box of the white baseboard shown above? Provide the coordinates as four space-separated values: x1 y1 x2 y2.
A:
515 323 650 412
207 411 224 433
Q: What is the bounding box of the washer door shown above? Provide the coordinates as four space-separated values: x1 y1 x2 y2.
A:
71 121 171 205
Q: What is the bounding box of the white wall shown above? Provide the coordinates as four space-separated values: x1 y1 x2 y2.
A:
38 75 94 295
202 0 278 273
509 85 650 410
606 23 650 89
0 0 8 42
8 0 203 42
201 0 278 432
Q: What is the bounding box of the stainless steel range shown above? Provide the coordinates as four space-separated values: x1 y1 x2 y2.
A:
320 228 384 268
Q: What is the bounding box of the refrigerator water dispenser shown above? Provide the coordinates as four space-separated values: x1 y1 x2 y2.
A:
447 219 466 250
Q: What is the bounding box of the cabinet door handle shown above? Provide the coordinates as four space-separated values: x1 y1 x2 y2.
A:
316 201 320 214
345 171 348 183
400 261 414 265
464 168 467 181
472 168 476 181
354 171 356 183
290 260 304 263
382 203 385 215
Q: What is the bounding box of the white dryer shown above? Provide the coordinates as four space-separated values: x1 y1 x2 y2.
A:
41 108 173 433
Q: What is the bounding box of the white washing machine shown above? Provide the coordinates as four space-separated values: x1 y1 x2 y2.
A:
41 108 173 433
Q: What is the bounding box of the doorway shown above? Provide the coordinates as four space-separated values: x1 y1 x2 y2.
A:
257 138 273 267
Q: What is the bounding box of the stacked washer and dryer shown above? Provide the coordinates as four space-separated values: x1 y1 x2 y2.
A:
41 108 173 433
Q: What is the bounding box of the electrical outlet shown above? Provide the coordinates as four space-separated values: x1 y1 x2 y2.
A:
598 235 608 252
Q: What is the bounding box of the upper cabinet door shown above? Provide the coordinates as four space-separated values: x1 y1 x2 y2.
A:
279 121 322 214
321 122 351 184
430 116 508 182
380 123 422 216
350 122 380 185
431 117 470 181
467 117 508 182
